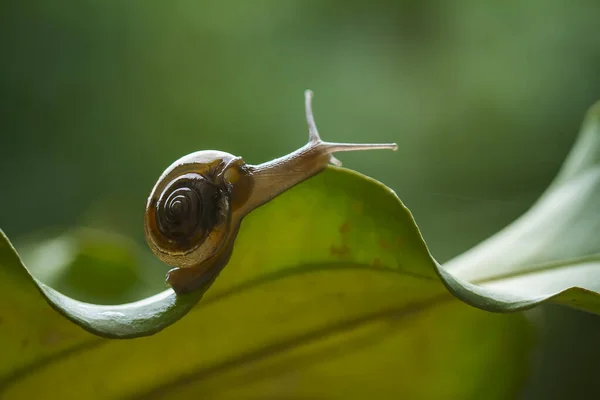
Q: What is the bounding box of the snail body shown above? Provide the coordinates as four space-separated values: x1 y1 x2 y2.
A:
144 90 397 294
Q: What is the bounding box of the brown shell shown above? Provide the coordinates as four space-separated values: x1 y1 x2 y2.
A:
144 151 253 271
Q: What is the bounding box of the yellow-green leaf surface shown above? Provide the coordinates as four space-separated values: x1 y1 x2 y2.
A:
1 186 531 398
2 101 600 398
1 169 531 398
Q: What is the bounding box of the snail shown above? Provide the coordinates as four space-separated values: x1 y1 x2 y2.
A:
144 90 398 294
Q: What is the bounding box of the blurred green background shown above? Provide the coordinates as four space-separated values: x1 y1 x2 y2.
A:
1 0 600 398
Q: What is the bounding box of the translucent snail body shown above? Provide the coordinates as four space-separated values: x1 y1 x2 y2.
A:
144 90 397 294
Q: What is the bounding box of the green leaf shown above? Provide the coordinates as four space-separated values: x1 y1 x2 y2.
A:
440 101 600 314
0 164 531 398
17 229 166 304
0 229 205 339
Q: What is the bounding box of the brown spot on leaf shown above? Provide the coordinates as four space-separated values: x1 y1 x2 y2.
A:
339 221 351 234
352 202 363 215
21 338 30 348
41 331 68 347
330 244 351 257
396 236 403 247
372 257 381 267
379 239 390 250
